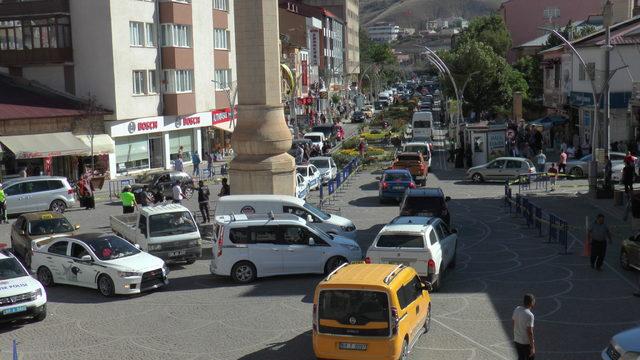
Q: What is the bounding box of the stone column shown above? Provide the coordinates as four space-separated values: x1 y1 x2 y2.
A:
229 0 295 195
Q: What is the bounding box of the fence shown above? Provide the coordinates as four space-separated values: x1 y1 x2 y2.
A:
516 173 549 193
318 157 361 211
107 178 136 202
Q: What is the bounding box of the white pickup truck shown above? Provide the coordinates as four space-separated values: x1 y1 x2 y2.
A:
110 204 202 264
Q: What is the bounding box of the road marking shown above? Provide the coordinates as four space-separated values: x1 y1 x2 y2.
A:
432 318 511 360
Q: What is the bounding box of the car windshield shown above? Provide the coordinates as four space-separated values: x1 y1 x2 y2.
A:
397 154 420 161
319 290 389 336
403 196 443 213
384 172 411 181
413 120 431 128
85 235 141 261
28 218 74 236
0 258 28 280
303 202 331 221
149 211 197 237
296 168 308 176
376 234 424 248
305 135 322 143
310 159 328 169
404 146 429 156
141 174 158 183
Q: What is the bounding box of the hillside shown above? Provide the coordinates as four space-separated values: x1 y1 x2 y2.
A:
361 0 503 27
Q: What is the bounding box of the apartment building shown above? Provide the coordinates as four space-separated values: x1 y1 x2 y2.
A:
366 22 400 43
0 0 237 178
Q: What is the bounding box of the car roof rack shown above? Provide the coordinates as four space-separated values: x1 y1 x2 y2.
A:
323 262 349 282
384 264 406 285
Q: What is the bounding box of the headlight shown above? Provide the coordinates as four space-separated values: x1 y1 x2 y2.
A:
148 244 162 251
117 271 140 278
30 288 43 300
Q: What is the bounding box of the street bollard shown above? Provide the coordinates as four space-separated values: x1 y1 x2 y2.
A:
548 214 557 243
328 180 335 195
336 172 341 188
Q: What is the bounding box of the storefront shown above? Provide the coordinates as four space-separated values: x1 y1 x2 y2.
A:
108 112 213 176
209 107 236 155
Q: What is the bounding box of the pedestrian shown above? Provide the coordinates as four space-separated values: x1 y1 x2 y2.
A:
534 150 546 173
205 152 213 178
218 178 230 197
513 293 536 360
121 185 136 214
0 183 7 224
358 138 366 157
548 163 558 191
18 167 27 178
139 185 150 207
623 162 635 194
197 180 210 223
174 155 184 172
192 151 201 177
558 149 567 173
82 175 95 210
172 181 185 204
588 214 612 270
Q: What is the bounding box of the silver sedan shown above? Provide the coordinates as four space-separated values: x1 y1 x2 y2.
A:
566 152 626 178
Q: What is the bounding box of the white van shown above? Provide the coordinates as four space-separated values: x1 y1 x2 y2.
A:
303 132 326 149
215 195 357 239
412 111 433 141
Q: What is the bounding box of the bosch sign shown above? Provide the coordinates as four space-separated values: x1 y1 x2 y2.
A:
182 116 200 126
137 121 158 131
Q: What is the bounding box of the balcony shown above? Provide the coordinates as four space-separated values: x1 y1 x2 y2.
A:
163 93 196 116
543 90 565 109
0 48 72 66
0 0 69 19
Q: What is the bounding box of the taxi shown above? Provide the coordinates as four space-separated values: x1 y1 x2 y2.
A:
313 262 432 360
0 246 47 323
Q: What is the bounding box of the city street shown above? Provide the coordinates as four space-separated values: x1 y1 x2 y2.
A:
1 153 638 360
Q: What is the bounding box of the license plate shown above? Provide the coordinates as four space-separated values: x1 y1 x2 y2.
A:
339 342 367 351
393 186 404 190
3 305 27 315
169 250 186 257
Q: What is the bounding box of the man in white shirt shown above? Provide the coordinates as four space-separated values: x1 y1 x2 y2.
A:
513 293 536 360
172 182 184 204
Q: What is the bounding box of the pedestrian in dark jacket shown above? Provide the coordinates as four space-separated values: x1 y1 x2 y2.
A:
588 214 612 270
623 163 635 194
218 178 230 197
197 180 210 223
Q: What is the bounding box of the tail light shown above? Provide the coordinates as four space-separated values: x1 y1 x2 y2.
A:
312 303 318 332
408 182 416 189
68 188 75 195
382 182 388 190
216 227 224 257
365 257 371 264
391 307 399 335
427 259 436 274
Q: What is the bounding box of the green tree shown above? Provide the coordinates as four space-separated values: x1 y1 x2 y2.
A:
455 14 512 57
514 55 542 100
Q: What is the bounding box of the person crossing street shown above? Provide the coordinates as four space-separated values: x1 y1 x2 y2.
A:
121 185 136 214
588 214 612 270
0 184 7 223
197 180 211 223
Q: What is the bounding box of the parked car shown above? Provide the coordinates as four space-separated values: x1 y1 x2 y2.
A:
10 212 79 268
566 152 626 178
620 232 640 271
110 204 202 264
351 111 366 123
131 171 195 203
466 157 536 183
3 176 76 215
378 169 416 203
402 142 432 169
313 263 432 360
297 164 321 190
362 106 374 119
0 247 47 323
31 233 169 297
296 173 310 200
391 152 428 186
602 326 640 360
303 132 326 149
309 156 338 184
210 213 362 283
399 188 451 226
365 216 457 291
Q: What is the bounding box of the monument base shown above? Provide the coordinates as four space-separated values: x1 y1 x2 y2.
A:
228 153 295 195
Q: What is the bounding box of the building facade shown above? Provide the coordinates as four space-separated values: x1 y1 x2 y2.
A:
366 22 400 43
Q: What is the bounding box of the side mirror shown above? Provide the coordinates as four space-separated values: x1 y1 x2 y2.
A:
307 215 314 223
445 196 451 202
421 282 433 292
308 237 315 246
134 244 141 250
80 255 93 262
74 224 80 230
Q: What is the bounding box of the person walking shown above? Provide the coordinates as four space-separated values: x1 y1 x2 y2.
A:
558 149 567 174
205 152 213 178
534 150 546 173
588 214 612 270
172 181 185 204
83 175 95 210
218 178 230 197
174 155 184 172
192 151 201 177
0 184 7 224
121 185 136 214
197 180 210 223
139 185 150 207
548 163 558 191
513 293 536 360
623 162 635 194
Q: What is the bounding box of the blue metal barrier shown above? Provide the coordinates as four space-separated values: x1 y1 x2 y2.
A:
515 194 522 215
535 206 543 236
558 218 569 254
548 214 558 243
328 180 335 195
336 172 341 188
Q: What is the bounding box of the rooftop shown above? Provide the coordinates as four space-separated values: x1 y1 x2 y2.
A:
322 263 407 287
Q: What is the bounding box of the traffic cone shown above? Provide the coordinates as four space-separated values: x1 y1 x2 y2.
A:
582 238 591 257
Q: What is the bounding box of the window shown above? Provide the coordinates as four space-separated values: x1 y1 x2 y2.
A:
434 222 448 240
213 0 229 11
251 226 279 244
230 228 251 244
71 243 90 259
318 290 390 336
169 129 193 160
429 230 438 245
163 69 193 93
376 234 424 248
148 70 157 94
145 23 155 47
130 21 144 46
132 70 147 95
48 241 68 256
486 160 506 169
214 28 229 49
47 180 64 190
115 135 150 172
161 24 191 47
214 69 232 90
3 184 20 197
397 276 422 309
0 17 71 50
506 160 522 169
543 7 560 19
282 225 309 245
138 216 147 236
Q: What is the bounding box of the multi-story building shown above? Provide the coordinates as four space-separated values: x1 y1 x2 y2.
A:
366 22 400 43
0 0 237 178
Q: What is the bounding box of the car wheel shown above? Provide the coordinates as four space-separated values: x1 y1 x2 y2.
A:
324 256 347 274
33 304 47 322
471 173 484 183
231 261 257 283
569 167 583 178
185 258 196 265
620 250 631 270
98 274 115 297
399 339 409 360
49 200 66 213
424 303 432 333
37 266 55 287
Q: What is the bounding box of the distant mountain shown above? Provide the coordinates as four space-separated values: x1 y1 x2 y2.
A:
360 0 503 28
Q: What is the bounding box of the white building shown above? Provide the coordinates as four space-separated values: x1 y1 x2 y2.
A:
366 22 400 43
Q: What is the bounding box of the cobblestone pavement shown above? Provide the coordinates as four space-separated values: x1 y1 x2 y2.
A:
0 152 638 359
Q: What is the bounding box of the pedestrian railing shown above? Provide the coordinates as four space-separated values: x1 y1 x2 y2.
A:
318 157 361 211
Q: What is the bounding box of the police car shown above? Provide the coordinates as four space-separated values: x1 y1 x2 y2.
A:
0 245 47 323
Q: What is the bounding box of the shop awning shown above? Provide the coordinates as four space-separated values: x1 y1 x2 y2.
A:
76 134 115 155
0 132 90 159
212 120 235 133
529 115 568 129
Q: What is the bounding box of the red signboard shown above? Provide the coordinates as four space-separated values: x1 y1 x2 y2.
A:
137 121 158 131
182 116 200 126
301 60 308 86
211 107 238 125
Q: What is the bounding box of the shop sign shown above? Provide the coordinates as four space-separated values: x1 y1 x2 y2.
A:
487 131 505 161
301 60 308 86
175 116 201 129
131 121 158 133
212 107 238 124
111 112 213 138
309 30 320 66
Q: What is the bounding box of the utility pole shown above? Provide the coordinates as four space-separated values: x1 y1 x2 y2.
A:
603 0 613 158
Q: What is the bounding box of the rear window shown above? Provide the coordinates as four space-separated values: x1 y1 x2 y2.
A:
384 173 411 182
319 290 390 336
413 120 431 128
402 196 443 213
305 135 322 143
376 234 424 248
397 154 420 162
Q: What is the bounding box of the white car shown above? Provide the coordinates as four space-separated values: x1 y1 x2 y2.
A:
365 216 457 291
296 173 309 200
297 164 321 190
210 213 362 283
310 157 338 184
603 326 640 359
31 233 169 297
0 247 47 323
303 132 326 149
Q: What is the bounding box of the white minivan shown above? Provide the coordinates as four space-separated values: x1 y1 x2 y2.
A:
411 111 433 141
215 195 357 239
210 213 362 283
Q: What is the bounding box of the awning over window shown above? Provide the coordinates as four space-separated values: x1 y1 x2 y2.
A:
0 132 90 159
76 134 116 155
212 120 235 133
